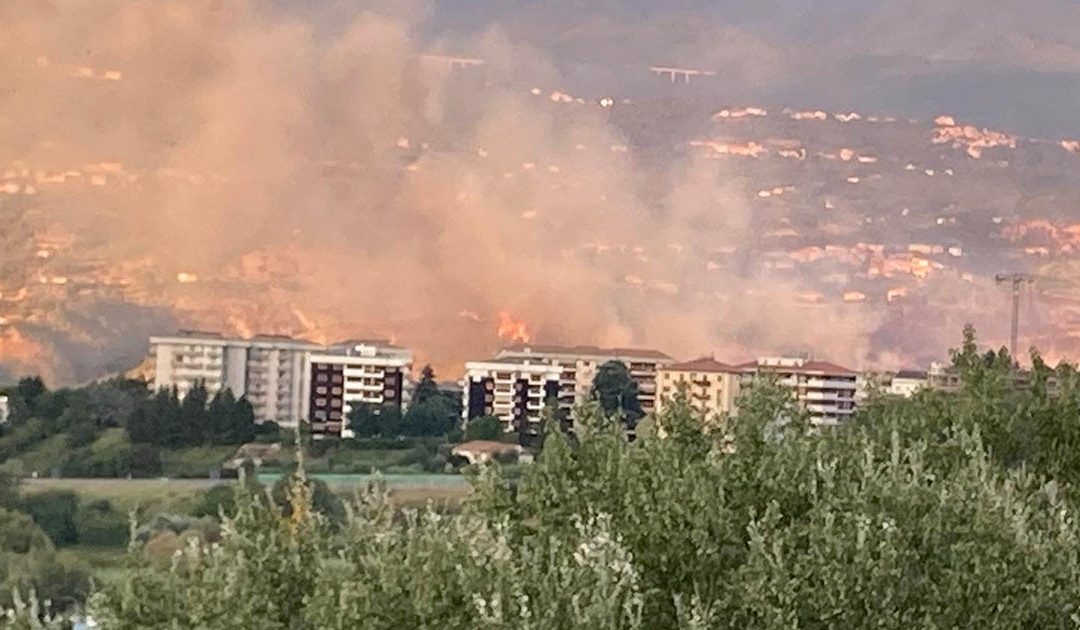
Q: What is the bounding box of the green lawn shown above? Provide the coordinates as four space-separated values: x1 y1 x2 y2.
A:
160 445 238 478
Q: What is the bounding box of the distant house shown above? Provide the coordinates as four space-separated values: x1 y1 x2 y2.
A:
223 442 282 470
451 440 526 465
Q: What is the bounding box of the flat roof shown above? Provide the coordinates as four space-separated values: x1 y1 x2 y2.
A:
499 343 673 361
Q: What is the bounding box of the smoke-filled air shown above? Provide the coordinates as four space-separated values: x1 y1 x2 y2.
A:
5 0 1080 383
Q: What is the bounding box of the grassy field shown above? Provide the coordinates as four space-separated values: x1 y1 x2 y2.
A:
21 475 472 512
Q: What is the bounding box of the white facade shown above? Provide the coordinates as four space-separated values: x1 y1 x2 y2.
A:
462 359 563 434
741 357 859 427
150 333 410 431
303 341 413 439
495 344 674 415
888 372 928 398
0 395 8 424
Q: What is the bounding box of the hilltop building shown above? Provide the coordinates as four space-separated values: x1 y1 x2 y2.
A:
462 358 562 440
495 344 674 416
656 358 742 423
149 332 412 435
0 395 8 424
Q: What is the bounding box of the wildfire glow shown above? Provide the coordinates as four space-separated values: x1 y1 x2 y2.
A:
497 311 531 343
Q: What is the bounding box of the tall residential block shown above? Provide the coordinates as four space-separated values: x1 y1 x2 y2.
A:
304 340 413 440
494 344 674 416
738 356 858 426
462 358 562 439
150 332 411 434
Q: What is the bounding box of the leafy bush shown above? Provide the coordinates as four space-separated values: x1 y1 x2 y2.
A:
74 500 128 548
82 375 1080 629
463 415 502 441
19 491 78 547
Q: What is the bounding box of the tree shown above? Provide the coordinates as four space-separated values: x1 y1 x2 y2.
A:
413 365 441 406
375 404 403 437
207 388 236 443
180 382 211 446
463 415 502 441
402 396 457 437
14 376 46 415
347 403 379 438
19 491 79 547
590 360 643 425
230 396 257 444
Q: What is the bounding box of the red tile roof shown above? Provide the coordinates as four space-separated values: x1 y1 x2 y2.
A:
664 357 740 373
738 359 856 376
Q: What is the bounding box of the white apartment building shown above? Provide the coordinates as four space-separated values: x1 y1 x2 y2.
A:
495 344 674 416
739 356 858 426
462 358 563 438
656 357 741 424
151 332 323 427
304 341 413 439
887 370 928 397
150 332 411 433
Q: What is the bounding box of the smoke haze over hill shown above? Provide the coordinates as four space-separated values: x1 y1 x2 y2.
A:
3 0 1080 383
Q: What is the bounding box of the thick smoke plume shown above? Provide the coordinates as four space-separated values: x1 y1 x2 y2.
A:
1 0 918 382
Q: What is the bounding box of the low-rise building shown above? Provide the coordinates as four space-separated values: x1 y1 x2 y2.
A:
462 358 562 440
495 344 674 416
451 440 526 465
656 357 741 423
739 356 858 426
888 370 928 397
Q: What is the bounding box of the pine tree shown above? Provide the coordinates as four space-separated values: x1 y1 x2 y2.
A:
413 365 441 406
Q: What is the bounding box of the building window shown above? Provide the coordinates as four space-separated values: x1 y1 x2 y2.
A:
316 374 329 384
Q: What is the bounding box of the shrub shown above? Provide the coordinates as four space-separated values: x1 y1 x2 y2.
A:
463 415 502 441
20 491 79 546
129 444 163 477
74 500 129 548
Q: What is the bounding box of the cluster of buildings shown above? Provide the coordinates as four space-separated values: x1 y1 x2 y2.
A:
150 332 915 440
150 332 411 439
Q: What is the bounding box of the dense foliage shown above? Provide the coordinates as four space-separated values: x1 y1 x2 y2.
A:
0 377 261 479
346 365 461 439
15 330 1067 628
590 360 643 425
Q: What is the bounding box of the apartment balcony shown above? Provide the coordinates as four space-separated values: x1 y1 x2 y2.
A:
805 378 857 390
805 402 856 415
802 391 843 402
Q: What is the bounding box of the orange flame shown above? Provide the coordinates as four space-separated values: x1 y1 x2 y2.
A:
497 310 531 343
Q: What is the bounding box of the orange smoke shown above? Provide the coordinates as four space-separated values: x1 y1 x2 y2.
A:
497 311 531 343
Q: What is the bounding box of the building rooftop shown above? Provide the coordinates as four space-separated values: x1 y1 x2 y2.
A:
737 358 856 376
664 357 739 373
895 369 929 380
451 440 523 455
500 343 673 361
329 338 400 349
